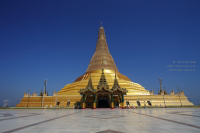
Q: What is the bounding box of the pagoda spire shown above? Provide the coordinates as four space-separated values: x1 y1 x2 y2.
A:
87 24 118 72
113 71 120 89
87 74 93 87
97 68 109 88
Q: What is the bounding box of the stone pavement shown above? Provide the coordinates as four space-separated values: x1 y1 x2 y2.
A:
0 108 200 133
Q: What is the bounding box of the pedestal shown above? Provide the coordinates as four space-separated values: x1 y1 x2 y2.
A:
93 102 96 109
111 102 114 109
82 103 86 109
122 102 125 109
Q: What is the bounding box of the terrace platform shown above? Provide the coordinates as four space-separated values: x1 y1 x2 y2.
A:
0 108 200 133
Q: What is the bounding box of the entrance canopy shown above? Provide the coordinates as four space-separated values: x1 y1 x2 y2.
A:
79 69 127 109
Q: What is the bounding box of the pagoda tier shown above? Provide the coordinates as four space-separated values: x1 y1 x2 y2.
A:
57 70 150 96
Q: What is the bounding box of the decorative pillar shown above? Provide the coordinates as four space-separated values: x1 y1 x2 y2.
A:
118 94 122 108
122 94 125 109
93 94 96 109
82 94 86 109
111 93 114 109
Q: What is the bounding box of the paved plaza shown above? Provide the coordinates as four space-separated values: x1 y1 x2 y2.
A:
0 108 200 133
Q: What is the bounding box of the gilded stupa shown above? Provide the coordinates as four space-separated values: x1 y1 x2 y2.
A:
58 24 150 96
17 24 193 108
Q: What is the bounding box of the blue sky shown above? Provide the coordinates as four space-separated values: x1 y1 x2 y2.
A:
0 0 200 106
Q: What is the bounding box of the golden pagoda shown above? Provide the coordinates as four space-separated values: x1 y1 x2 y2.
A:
17 24 193 108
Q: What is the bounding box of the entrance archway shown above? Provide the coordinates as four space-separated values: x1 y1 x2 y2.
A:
98 97 109 108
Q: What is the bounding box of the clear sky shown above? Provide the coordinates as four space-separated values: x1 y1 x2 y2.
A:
0 0 200 106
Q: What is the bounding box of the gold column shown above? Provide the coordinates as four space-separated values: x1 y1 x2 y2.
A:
82 103 86 109
82 94 86 109
111 102 114 109
111 93 114 109
121 102 125 109
93 102 96 109
93 94 96 109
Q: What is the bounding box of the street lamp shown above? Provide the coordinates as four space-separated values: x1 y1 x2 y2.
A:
177 86 182 106
42 79 47 108
27 88 30 108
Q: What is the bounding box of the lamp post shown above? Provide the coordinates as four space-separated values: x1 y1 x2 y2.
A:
158 78 162 93
42 79 47 108
42 92 44 108
177 87 182 106
27 88 30 108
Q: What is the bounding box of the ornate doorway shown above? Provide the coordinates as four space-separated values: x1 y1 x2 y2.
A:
97 95 110 108
79 69 127 109
98 98 109 108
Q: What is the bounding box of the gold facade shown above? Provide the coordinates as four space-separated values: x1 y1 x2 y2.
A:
17 25 193 108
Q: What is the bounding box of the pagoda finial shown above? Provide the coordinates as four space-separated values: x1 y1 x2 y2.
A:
100 22 102 27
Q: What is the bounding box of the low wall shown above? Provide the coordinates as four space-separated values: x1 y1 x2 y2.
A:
16 94 193 107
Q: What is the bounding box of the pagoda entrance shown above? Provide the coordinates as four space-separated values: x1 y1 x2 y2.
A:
97 94 110 108
98 98 109 108
79 69 128 109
